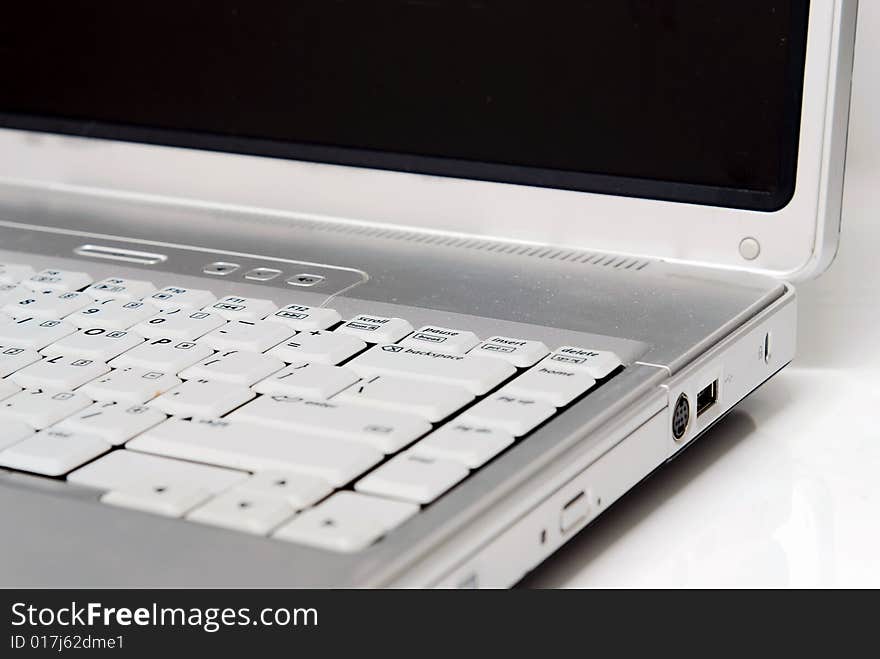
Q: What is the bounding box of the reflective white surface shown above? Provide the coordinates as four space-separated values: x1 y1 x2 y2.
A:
527 2 880 588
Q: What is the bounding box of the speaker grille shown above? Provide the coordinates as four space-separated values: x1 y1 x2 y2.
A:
271 214 652 271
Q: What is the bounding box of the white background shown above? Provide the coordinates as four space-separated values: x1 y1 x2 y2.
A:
527 1 880 588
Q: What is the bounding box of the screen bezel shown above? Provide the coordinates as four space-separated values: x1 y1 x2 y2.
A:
0 4 810 213
0 0 855 280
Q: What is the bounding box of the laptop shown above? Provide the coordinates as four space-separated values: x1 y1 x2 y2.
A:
0 1 857 587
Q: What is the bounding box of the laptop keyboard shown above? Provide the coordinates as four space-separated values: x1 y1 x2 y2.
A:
0 264 623 552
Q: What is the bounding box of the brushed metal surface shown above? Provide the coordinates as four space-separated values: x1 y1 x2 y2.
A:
0 184 787 587
0 183 785 369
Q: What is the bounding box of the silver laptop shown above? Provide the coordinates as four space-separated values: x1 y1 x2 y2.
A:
0 1 857 587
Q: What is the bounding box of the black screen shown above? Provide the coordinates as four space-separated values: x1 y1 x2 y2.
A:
0 1 809 210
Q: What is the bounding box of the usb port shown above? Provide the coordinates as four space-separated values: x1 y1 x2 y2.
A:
696 380 718 417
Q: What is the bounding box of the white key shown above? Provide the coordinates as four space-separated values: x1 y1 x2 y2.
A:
0 377 21 402
0 428 109 476
544 347 622 379
204 295 278 321
399 325 480 354
469 336 550 367
0 388 92 429
410 422 515 468
235 470 332 509
0 420 35 451
0 345 41 377
180 350 284 386
502 363 596 406
2 289 92 320
67 299 159 330
265 304 342 331
334 375 473 422
336 314 413 343
273 491 418 552
128 417 383 487
228 395 430 453
41 328 144 362
79 367 182 404
200 320 293 353
355 452 468 504
267 330 366 365
101 482 212 518
252 361 359 399
458 393 556 437
83 277 157 301
0 264 35 285
55 401 167 445
132 308 227 340
147 286 216 311
0 284 30 307
24 269 93 292
0 317 77 350
187 490 294 535
9 355 109 391
109 338 214 373
347 344 515 395
68 449 246 493
148 379 255 417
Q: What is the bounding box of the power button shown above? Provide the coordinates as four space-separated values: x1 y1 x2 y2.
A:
286 273 325 287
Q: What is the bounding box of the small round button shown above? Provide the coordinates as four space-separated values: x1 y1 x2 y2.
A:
203 262 240 276
244 267 282 282
738 237 761 261
286 273 325 287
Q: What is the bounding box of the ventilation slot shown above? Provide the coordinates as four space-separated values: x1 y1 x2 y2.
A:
230 211 653 271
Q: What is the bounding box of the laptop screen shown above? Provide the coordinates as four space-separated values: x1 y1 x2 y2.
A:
0 1 809 211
